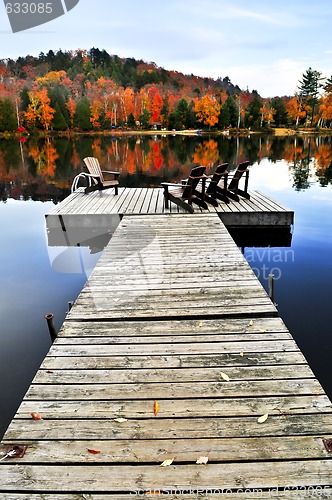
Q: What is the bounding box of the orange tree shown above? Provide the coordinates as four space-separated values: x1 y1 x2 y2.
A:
193 94 220 129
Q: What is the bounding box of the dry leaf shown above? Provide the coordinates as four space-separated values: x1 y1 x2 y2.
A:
239 352 244 357
196 456 209 465
160 458 173 467
248 320 254 327
31 412 42 420
87 448 101 454
198 322 203 327
46 370 54 373
154 401 160 416
114 418 127 423
258 413 269 423
220 371 230 382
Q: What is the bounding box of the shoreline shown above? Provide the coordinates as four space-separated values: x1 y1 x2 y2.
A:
1 127 332 140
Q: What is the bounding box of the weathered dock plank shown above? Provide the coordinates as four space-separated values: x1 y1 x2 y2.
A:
1 493 332 500
1 461 332 493
0 435 330 463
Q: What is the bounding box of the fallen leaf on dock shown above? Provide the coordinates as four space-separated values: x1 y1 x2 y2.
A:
248 320 254 327
154 401 160 416
257 413 269 423
196 456 209 465
160 458 173 467
87 448 101 454
46 370 54 373
31 412 42 420
198 322 203 327
239 352 244 357
220 371 230 382
114 418 128 423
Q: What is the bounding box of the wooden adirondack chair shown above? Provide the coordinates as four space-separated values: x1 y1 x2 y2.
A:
83 157 120 195
161 166 209 213
227 161 250 201
205 163 230 204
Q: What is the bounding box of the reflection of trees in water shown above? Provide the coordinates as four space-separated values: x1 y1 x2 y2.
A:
1 133 332 201
292 158 311 191
316 164 332 186
0 183 8 202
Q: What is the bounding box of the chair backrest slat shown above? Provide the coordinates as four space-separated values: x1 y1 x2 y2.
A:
83 157 104 183
182 165 206 198
228 161 250 190
206 163 228 196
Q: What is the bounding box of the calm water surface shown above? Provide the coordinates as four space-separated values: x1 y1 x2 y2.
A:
0 134 331 438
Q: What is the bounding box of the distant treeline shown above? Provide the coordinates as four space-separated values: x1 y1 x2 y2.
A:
1 48 332 133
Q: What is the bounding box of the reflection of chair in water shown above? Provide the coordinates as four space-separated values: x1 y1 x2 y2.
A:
83 157 120 195
227 161 250 201
205 163 230 204
161 166 209 213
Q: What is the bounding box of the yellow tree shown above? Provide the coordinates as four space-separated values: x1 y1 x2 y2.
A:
25 88 55 131
194 94 220 128
36 70 67 86
25 92 40 128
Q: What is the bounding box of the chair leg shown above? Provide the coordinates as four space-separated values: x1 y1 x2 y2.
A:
193 197 209 210
226 190 240 202
236 189 250 200
202 193 218 207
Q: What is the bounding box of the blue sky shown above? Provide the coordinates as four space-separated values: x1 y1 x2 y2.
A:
1 0 332 97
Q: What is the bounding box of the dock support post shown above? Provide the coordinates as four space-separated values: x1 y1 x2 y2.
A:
268 273 275 303
44 313 57 343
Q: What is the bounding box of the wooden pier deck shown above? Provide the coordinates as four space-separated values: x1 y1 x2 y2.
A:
1 212 332 497
46 186 294 227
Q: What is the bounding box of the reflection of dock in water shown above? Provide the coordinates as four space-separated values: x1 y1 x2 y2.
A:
4 191 331 495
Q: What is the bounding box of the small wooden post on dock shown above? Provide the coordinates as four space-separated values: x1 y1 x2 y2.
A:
44 313 57 343
268 272 275 303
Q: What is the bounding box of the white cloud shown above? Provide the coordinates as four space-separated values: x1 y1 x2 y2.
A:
224 59 307 97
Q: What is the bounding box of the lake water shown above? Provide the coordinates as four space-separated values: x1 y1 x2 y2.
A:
0 133 332 439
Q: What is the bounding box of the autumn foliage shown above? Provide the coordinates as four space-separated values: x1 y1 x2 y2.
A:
1 48 332 134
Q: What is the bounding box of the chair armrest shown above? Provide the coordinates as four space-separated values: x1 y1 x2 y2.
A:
86 173 101 179
188 174 208 180
101 170 120 178
161 182 189 188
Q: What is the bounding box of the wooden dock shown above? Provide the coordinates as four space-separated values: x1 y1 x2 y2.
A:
46 187 294 227
1 212 332 497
